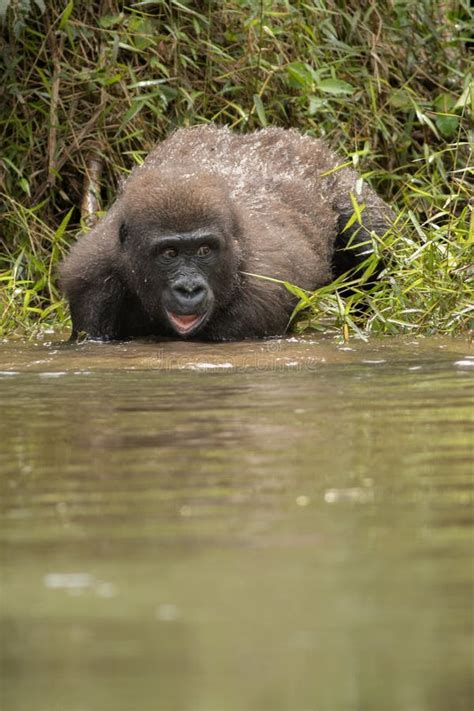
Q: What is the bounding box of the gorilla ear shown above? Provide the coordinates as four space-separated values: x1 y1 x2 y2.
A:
119 221 128 246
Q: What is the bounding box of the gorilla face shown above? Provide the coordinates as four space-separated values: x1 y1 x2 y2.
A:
119 221 231 337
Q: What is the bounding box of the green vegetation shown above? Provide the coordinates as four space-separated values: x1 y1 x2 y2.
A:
1 0 472 338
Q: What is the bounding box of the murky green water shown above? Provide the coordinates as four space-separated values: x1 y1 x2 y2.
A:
0 335 472 711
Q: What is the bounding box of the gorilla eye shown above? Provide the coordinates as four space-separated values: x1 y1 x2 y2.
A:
161 247 178 259
197 244 211 257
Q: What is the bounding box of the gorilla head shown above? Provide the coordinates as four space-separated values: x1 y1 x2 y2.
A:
116 173 242 338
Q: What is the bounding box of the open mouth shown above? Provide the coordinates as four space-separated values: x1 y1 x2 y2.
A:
167 312 207 336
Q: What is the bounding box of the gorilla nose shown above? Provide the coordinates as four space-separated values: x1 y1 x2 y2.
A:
175 283 205 298
172 278 207 309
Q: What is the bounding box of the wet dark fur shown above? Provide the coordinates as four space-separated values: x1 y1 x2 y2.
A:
60 125 392 341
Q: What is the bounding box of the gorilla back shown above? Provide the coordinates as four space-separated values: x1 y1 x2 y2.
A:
60 125 392 341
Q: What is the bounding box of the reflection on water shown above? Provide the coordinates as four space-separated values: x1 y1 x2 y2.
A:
0 336 472 711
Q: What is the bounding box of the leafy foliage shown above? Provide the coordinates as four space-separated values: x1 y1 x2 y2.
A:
1 0 472 336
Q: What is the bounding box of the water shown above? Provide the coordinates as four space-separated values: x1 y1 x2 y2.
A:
0 335 472 711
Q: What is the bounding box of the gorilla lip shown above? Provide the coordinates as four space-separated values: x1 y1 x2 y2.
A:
167 312 207 335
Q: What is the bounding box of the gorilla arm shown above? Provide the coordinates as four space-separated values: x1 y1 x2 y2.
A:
59 222 128 340
330 166 393 276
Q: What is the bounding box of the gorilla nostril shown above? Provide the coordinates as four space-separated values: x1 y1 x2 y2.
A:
176 285 203 297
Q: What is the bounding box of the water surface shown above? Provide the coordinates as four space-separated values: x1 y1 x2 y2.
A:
0 335 472 711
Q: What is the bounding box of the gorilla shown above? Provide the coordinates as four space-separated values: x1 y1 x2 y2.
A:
60 125 392 341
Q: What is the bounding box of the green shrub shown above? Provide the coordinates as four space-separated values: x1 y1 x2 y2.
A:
1 0 472 336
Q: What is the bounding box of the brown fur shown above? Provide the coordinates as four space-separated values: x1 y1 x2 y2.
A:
60 125 392 341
